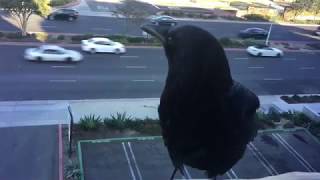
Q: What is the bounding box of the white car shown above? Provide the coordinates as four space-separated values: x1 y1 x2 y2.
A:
24 45 83 62
246 45 284 57
81 37 126 54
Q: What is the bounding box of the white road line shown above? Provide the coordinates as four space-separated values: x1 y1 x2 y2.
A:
273 133 316 172
247 144 274 175
234 57 249 60
41 25 56 28
248 66 264 69
249 142 278 175
121 56 139 58
132 79 155 82
49 80 77 82
127 142 143 180
226 171 233 179
183 165 192 179
283 58 296 61
126 66 147 69
229 168 238 179
91 27 112 31
263 78 283 81
300 67 315 70
122 142 136 180
51 66 75 68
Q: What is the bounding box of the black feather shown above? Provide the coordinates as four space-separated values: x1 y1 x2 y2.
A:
157 25 260 178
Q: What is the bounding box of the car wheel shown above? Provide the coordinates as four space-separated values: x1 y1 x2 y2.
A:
276 53 281 57
66 57 73 62
36 56 42 62
68 17 74 21
114 48 121 55
90 48 96 54
49 15 55 20
257 52 262 57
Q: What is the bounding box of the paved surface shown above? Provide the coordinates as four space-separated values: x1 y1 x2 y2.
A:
79 129 320 180
0 125 59 180
1 11 320 42
0 44 320 100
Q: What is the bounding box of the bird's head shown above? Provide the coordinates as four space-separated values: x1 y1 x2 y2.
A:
141 23 232 92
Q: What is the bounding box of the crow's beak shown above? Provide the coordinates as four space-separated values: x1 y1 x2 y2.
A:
141 22 171 44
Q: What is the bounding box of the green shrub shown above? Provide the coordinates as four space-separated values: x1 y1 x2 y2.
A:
57 35 65 40
79 114 102 131
35 32 48 42
127 36 145 43
309 122 320 139
103 112 133 130
5 32 24 39
255 112 276 129
219 37 243 48
243 14 270 21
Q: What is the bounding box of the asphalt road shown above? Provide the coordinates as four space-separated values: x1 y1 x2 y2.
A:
1 14 320 42
0 125 58 180
0 44 320 100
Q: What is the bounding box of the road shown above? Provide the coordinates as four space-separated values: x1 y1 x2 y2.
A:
0 14 320 42
0 44 320 100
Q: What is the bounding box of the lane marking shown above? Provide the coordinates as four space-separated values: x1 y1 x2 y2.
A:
247 144 274 175
283 58 296 61
183 165 192 179
229 168 238 179
132 80 155 82
273 133 316 172
50 80 77 82
248 66 264 69
41 25 56 28
234 57 249 60
126 66 147 69
91 27 112 31
122 142 136 180
121 56 139 58
127 142 143 180
263 78 283 81
51 66 75 68
226 171 233 179
300 67 315 70
249 142 278 175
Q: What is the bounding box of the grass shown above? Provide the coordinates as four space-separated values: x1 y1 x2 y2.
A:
50 0 75 7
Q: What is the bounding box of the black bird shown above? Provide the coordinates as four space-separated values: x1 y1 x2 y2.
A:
141 24 260 179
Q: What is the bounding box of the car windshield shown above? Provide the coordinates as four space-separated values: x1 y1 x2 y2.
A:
3 1 320 180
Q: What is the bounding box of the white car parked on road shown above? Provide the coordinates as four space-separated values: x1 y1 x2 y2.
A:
81 37 126 54
24 45 83 62
246 45 284 57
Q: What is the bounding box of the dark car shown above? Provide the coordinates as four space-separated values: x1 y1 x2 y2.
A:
238 28 268 39
150 15 177 26
47 9 79 21
315 26 320 36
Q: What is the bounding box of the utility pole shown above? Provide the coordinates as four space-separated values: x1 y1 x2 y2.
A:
266 23 273 46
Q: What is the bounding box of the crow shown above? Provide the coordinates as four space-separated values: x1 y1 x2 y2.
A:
141 24 260 179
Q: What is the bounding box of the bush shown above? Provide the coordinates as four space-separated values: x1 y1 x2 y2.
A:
127 36 145 43
5 32 24 39
79 114 102 131
309 122 320 139
71 34 93 42
255 112 276 129
243 14 270 22
35 32 48 42
103 112 133 130
219 37 243 48
57 35 65 40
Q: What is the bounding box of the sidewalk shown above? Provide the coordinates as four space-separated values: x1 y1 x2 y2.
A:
0 95 319 127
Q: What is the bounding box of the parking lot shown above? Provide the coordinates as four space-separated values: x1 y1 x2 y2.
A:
78 128 320 180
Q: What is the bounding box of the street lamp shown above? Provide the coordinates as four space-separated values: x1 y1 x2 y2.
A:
265 23 273 46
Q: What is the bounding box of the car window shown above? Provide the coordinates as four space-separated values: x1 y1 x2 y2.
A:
95 41 111 45
43 49 64 54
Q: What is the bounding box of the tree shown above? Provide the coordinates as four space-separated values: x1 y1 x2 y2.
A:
312 0 320 20
0 0 51 36
113 0 153 35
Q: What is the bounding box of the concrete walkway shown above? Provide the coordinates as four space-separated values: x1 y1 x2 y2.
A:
0 95 319 127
